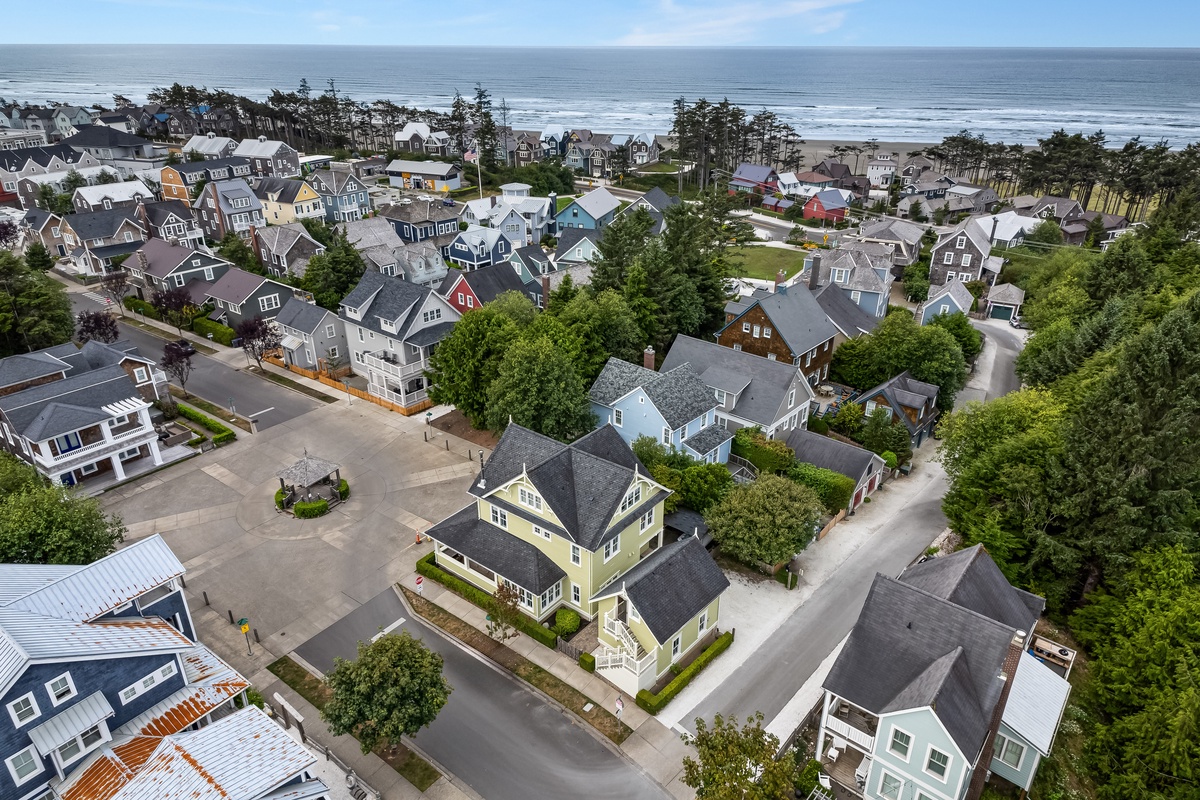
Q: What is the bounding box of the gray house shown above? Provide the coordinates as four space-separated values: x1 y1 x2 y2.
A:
204 268 294 328
307 169 372 223
251 223 325 279
930 220 1001 286
855 219 926 268
785 428 885 512
126 238 233 302
805 243 895 319
275 298 347 372
60 126 168 178
231 136 300 178
193 178 265 242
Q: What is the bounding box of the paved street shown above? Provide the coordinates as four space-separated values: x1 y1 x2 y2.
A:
68 289 324 430
298 588 669 800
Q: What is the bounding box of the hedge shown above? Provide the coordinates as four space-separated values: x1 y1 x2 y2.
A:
732 427 794 474
192 317 236 346
579 652 596 673
337 478 350 500
123 297 161 320
416 553 557 647
274 488 287 509
176 404 236 444
294 498 329 518
787 462 856 514
636 630 734 714
186 436 206 448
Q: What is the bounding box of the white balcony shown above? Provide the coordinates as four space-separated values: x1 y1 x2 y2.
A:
362 350 426 380
367 383 427 408
825 713 875 752
33 425 158 471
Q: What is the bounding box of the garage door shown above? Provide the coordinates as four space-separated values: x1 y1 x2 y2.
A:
989 304 1014 320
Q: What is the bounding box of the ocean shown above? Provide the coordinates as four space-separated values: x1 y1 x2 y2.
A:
1 45 1199 145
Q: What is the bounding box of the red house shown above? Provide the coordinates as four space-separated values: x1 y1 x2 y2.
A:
803 189 849 223
437 262 529 314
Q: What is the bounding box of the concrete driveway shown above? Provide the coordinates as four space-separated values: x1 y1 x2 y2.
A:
297 588 669 800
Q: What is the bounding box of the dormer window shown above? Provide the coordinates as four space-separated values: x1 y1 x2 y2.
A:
619 485 642 514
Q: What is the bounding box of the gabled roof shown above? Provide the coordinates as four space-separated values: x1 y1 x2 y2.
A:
988 283 1025 306
468 424 657 552
65 208 142 241
438 262 525 305
858 218 924 247
308 168 363 195
251 176 308 205
232 137 290 158
0 351 68 390
170 156 249 178
339 269 453 342
131 238 221 279
61 127 150 149
0 143 85 172
1002 652 1072 755
593 538 729 643
555 227 600 257
898 544 1044 633
0 362 143 439
589 357 717 430
379 199 458 224
812 283 879 338
140 199 194 228
275 298 333 335
385 159 459 177
638 186 681 213
823 573 1016 759
934 217 992 254
925 280 975 315
74 182 153 206
205 267 271 305
730 163 776 188
427 506 566 594
720 285 838 356
859 371 939 432
511 244 551 271
785 428 884 486
567 187 621 220
254 222 320 258
808 189 848 211
661 335 813 428
792 170 834 184
180 133 235 156
454 224 506 251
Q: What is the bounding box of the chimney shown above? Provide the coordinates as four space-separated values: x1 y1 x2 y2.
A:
643 347 655 370
774 269 786 293
136 248 148 270
258 134 267 143
808 253 822 290
548 191 558 221
990 216 999 246
540 273 550 308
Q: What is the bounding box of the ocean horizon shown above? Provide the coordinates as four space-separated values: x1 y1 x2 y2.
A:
2 45 1198 146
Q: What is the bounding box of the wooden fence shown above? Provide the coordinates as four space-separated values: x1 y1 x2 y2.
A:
265 356 432 416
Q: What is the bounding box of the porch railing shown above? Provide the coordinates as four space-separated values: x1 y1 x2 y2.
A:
826 714 874 751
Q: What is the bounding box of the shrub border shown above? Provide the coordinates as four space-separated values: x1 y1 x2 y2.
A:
337 478 350 500
176 404 236 444
293 498 329 518
416 552 557 647
636 630 734 714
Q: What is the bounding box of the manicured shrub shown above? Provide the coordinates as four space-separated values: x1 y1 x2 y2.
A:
555 608 580 636
293 498 329 518
635 630 734 714
787 462 856 514
795 757 822 797
731 427 794 473
175 404 236 444
186 436 206 448
881 450 898 469
337 478 350 500
123 296 161 320
191 317 236 346
415 553 557 647
274 488 287 509
808 416 829 434
578 652 595 673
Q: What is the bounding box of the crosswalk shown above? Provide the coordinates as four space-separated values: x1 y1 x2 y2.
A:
82 291 114 306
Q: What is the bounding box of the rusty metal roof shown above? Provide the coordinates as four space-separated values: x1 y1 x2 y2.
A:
118 647 249 739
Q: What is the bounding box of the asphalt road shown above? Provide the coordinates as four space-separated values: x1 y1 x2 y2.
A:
679 317 1024 732
69 293 324 430
297 589 669 800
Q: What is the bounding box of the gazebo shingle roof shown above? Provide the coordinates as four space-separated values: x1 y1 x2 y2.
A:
276 454 340 488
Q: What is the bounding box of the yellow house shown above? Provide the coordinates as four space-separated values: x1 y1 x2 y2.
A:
251 176 325 224
426 424 729 695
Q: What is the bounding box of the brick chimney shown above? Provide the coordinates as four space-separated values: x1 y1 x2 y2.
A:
808 253 822 290
540 273 550 309
964 629 1027 800
774 269 786 292
643 347 655 370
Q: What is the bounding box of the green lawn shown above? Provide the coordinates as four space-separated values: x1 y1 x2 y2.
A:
732 246 807 282
638 162 680 173
556 196 576 212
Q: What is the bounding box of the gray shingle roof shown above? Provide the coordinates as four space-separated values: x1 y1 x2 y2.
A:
66 208 141 241
988 283 1025 306
379 199 458 224
339 270 446 342
0 144 83 172
438 263 526 305
812 283 879 338
470 425 659 552
859 370 939 433
823 573 1015 759
554 227 600 257
589 358 716 430
406 321 456 347
681 424 734 456
785 428 883 486
593 538 729 643
925 280 974 313
512 245 551 270
205 267 269 305
568 187 620 220
661 335 811 428
0 364 140 439
61 127 150 149
251 176 307 205
277 454 340 488
428 505 566 594
721 286 839 356
0 352 69 389
898 544 1044 633
274 298 332 335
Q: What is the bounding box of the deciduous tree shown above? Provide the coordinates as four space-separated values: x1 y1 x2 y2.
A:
235 316 282 371
681 712 797 800
928 310 983 360
705 474 823 566
76 310 119 344
427 307 521 428
322 632 451 754
160 341 195 397
99 269 132 315
485 335 596 442
150 286 198 334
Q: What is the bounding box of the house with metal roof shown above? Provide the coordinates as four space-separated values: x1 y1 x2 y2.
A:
718 284 840 384
803 189 849 223
785 428 885 512
340 270 461 413
384 160 462 192
816 545 1070 800
728 163 778 194
426 423 729 695
274 298 346 373
0 535 326 800
589 356 733 465
557 187 620 231
71 183 154 214
0 340 177 487
204 268 294 328
856 371 940 448
180 132 237 160
231 136 300 179
661 335 814 440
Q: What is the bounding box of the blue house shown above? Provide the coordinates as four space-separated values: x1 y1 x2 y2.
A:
588 356 733 464
447 225 512 271
805 243 895 319
919 280 974 325
0 535 327 800
307 168 371 223
557 187 621 231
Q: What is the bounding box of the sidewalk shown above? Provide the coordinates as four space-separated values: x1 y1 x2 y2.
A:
403 579 698 800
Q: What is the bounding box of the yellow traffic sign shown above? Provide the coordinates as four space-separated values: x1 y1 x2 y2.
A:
240 623 249 634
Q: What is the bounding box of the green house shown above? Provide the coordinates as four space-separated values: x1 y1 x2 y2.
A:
426 423 729 695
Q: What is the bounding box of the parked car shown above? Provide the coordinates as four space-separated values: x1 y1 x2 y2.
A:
172 339 197 356
1009 316 1025 329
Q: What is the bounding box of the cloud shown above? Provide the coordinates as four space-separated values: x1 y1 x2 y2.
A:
614 0 860 45
309 7 366 34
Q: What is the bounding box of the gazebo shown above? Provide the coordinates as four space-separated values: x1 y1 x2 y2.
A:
275 452 343 511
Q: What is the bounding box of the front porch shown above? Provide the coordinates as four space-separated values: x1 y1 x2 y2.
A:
822 745 869 798
70 443 194 496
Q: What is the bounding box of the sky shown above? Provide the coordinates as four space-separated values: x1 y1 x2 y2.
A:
4 0 1199 47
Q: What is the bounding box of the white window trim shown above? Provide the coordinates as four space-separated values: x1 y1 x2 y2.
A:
993 733 1026 771
490 505 508 529
620 485 642 513
612 408 623 427
517 487 543 512
878 770 903 800
571 582 581 605
570 544 581 566
639 507 655 532
888 724 914 762
133 367 148 383
5 745 43 787
671 636 681 658
55 723 109 768
924 744 952 782
533 524 551 542
119 660 178 705
603 534 620 563
698 610 708 634
6 692 40 727
44 672 77 707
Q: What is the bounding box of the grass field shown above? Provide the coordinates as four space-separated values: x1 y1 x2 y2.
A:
732 246 807 281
